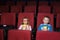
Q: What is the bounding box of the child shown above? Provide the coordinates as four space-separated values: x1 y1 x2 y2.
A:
18 17 32 31
38 16 53 31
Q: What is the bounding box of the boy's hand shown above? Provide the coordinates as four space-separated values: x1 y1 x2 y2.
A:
42 26 48 31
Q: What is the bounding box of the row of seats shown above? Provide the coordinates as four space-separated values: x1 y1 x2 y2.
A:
0 13 60 29
0 29 60 40
11 5 60 14
0 1 60 6
10 5 52 13
0 5 60 14
18 1 60 6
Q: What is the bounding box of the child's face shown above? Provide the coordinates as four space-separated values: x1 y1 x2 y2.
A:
23 18 28 24
43 17 50 24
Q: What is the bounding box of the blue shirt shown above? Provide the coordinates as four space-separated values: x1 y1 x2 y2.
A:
38 24 53 31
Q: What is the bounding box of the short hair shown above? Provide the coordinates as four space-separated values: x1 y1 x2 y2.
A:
44 16 50 20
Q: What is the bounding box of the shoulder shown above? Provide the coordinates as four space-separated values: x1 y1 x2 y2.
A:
48 24 52 26
18 25 23 29
20 25 23 26
28 25 31 27
39 24 44 27
48 24 52 27
19 25 23 27
40 24 44 26
40 24 43 25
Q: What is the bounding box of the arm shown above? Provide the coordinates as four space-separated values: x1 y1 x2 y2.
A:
27 25 32 31
29 26 32 31
38 24 43 31
18 25 22 30
48 24 53 32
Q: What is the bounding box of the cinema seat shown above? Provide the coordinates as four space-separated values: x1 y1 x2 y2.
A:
0 29 4 40
51 2 60 6
6 1 15 6
36 31 60 40
0 5 9 12
1 13 16 27
37 13 54 29
27 1 36 6
56 14 60 28
8 30 31 40
17 13 34 28
17 1 25 6
38 6 51 13
11 6 22 13
39 1 48 6
24 5 36 13
53 6 60 13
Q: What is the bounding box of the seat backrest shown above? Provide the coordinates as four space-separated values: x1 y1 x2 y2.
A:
11 6 22 13
1 13 16 26
38 6 51 13
37 13 54 29
51 2 60 6
17 1 25 6
27 1 36 5
6 1 15 6
17 13 34 28
36 31 60 40
0 29 3 40
53 6 60 13
0 5 9 12
24 5 36 13
39 1 48 6
0 13 2 25
56 14 60 28
8 30 31 40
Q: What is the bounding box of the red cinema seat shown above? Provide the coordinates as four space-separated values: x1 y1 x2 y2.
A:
17 13 34 28
27 1 36 6
39 1 48 6
56 14 60 28
6 1 15 6
8 30 31 40
36 31 60 40
0 29 4 40
17 1 25 6
1 13 16 26
51 2 60 6
11 6 22 13
37 13 54 29
0 1 2 5
0 13 2 25
0 5 9 12
38 6 51 13
53 6 60 13
24 6 36 13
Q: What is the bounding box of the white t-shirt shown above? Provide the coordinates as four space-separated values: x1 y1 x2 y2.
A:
18 25 32 31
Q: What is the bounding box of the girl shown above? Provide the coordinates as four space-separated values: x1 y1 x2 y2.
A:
18 17 32 31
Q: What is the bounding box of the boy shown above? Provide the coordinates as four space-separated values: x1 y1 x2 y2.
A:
38 16 52 31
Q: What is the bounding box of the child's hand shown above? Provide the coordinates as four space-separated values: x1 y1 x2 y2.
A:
42 29 48 31
42 26 48 31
